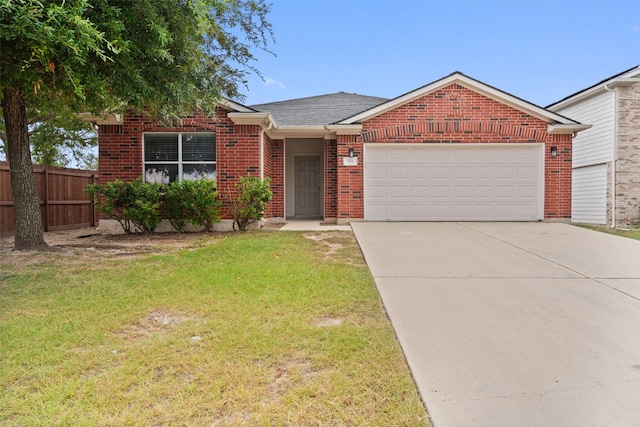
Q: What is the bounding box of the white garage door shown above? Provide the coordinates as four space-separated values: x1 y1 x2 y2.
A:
364 144 544 221
572 164 607 224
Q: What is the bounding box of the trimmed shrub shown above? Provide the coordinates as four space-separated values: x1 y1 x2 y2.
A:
86 179 162 234
87 178 223 234
229 175 272 231
179 178 222 232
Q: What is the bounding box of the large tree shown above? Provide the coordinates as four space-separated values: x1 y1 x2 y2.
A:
0 0 273 250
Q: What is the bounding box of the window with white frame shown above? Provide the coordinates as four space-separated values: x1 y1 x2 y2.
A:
143 132 216 184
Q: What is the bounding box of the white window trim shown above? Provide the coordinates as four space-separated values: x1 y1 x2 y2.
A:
143 132 216 183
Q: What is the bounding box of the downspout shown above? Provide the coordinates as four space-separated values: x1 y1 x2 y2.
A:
604 83 617 228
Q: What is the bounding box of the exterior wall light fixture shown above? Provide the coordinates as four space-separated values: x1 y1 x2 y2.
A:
349 147 354 157
550 146 558 157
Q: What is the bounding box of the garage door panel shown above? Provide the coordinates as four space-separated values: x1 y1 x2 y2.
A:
411 186 431 198
432 185 452 198
475 167 495 179
494 186 514 198
454 166 473 178
389 186 409 198
410 166 430 179
365 144 542 221
453 185 473 198
475 186 494 198
516 185 536 198
390 204 409 218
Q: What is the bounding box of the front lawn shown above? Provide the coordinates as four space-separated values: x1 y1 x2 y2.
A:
0 231 428 426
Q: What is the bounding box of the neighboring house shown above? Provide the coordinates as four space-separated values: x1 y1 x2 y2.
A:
548 65 640 228
90 72 588 231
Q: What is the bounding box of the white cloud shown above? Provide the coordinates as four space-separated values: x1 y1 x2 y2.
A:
632 25 640 32
263 77 285 89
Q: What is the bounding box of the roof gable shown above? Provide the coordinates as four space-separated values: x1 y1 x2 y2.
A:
338 72 579 126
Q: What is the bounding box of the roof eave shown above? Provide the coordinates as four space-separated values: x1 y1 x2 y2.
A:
547 123 592 135
549 78 640 110
219 99 256 113
548 67 640 111
227 112 276 129
77 112 122 125
267 124 362 139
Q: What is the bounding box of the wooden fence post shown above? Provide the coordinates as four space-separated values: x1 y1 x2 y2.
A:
43 168 50 232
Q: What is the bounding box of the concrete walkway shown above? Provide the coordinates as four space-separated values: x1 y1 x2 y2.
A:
278 219 351 231
352 222 640 427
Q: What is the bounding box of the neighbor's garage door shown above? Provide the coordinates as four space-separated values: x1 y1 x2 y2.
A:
364 144 544 221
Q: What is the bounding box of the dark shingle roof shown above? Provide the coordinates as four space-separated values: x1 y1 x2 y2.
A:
250 92 388 126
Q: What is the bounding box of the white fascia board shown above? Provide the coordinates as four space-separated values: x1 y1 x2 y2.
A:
339 73 575 125
227 112 276 130
547 123 592 135
324 124 362 135
77 112 122 125
267 125 336 139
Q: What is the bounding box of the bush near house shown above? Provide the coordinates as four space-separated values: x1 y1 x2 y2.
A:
163 179 222 232
229 175 273 231
86 178 223 234
85 179 162 234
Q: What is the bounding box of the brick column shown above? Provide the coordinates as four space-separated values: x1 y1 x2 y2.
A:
336 134 364 222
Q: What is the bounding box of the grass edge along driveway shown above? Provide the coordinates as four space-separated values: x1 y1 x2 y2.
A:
0 231 429 426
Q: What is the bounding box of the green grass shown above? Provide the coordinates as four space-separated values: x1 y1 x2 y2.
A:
0 231 428 426
578 224 640 241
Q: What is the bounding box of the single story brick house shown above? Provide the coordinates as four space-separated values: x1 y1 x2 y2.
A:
548 65 640 228
89 72 589 231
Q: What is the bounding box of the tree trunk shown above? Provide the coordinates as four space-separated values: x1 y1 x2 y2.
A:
1 86 48 250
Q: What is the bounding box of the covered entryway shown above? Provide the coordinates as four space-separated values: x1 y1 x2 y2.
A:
364 143 544 221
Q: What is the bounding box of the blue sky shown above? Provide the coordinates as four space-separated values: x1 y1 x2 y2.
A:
241 0 640 108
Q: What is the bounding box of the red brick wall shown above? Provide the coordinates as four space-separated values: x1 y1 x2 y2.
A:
265 137 285 218
362 84 547 143
335 84 572 219
544 134 572 219
97 107 264 219
336 134 364 219
324 139 338 218
98 111 219 182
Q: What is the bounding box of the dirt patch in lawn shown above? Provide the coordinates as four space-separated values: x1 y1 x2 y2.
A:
310 316 345 327
267 356 318 404
0 227 224 268
114 309 198 343
302 232 365 266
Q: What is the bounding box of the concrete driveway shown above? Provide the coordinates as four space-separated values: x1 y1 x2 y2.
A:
351 222 640 427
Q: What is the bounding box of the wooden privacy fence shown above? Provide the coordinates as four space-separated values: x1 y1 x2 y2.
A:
0 162 98 237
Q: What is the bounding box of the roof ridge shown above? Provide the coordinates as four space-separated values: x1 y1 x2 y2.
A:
250 91 387 108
